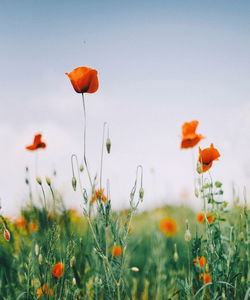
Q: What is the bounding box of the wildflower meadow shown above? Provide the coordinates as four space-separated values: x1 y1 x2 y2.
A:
0 65 248 300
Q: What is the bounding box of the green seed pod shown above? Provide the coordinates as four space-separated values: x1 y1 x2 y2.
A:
45 176 51 186
79 164 84 172
25 178 29 185
72 177 77 191
106 138 111 154
36 176 42 185
139 187 144 201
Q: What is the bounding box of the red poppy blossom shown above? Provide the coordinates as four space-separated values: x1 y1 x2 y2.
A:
4 229 10 241
110 245 122 258
199 273 212 284
26 134 46 151
159 217 178 237
181 121 205 149
52 262 64 278
66 67 99 94
193 256 206 268
198 143 220 173
37 283 53 298
197 212 214 224
91 189 107 204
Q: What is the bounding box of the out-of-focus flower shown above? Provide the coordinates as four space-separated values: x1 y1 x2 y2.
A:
26 134 46 151
197 212 214 224
110 245 122 258
194 256 206 268
52 262 64 278
199 273 212 284
181 120 205 149
28 222 38 233
197 143 220 173
37 283 53 299
15 216 28 229
65 67 99 94
91 189 107 204
159 217 178 237
131 267 139 272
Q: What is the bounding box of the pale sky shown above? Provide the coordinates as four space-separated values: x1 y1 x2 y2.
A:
1 0 250 216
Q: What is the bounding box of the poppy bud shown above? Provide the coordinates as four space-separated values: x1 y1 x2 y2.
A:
72 278 76 286
239 232 244 242
131 267 139 272
174 244 178 262
45 176 51 186
4 229 10 241
79 164 84 172
106 138 111 154
194 187 199 198
139 187 144 201
241 276 245 284
184 229 191 242
39 254 43 265
25 178 29 185
35 244 39 256
70 256 76 267
205 264 209 273
72 177 77 191
196 161 203 174
222 289 226 299
36 176 42 185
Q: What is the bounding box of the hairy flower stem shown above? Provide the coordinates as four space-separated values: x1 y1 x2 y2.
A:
100 122 107 189
81 93 93 188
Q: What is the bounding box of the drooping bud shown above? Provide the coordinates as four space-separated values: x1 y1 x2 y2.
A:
174 244 178 262
35 244 39 256
4 229 10 241
70 256 76 267
38 254 43 265
139 187 144 201
36 176 42 185
72 278 76 286
239 232 244 242
185 229 191 242
79 164 84 172
72 177 77 191
131 267 139 272
205 264 209 273
45 176 51 186
196 161 203 174
106 138 111 154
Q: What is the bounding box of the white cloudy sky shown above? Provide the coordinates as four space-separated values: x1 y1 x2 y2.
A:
1 0 250 216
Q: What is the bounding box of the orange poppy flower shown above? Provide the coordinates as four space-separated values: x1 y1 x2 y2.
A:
159 217 178 237
26 134 46 151
199 273 212 284
110 245 122 258
206 212 214 224
198 143 220 173
15 216 27 229
91 189 107 204
181 120 205 149
197 212 205 224
197 212 214 224
65 66 99 94
37 283 53 298
28 222 38 233
193 256 206 268
52 262 64 278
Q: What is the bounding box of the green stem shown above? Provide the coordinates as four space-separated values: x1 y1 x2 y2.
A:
81 93 93 188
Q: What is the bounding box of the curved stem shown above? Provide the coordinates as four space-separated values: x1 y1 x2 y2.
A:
100 122 108 189
71 154 84 196
81 93 93 188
